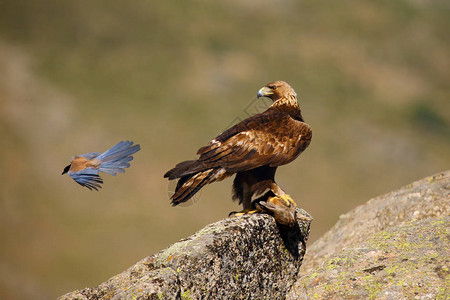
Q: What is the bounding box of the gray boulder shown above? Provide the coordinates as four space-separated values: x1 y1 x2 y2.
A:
288 170 449 299
59 209 312 299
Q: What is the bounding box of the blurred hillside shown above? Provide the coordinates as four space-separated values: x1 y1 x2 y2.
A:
0 0 449 299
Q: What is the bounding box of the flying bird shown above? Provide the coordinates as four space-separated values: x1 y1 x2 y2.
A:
164 81 312 223
62 141 140 190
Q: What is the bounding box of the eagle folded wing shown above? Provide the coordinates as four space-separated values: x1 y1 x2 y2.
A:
197 113 311 173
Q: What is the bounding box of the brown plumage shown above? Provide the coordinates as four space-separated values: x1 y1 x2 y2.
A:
164 81 312 209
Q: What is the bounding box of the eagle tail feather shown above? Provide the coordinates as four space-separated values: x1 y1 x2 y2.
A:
164 160 206 180
171 168 218 206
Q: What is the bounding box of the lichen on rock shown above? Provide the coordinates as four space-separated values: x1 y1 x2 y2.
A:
288 170 449 299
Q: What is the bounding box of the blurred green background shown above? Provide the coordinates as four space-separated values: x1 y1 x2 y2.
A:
0 0 449 298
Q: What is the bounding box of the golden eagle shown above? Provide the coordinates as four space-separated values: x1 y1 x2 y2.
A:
164 81 312 225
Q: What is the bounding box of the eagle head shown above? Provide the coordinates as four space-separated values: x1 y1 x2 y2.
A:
257 81 297 101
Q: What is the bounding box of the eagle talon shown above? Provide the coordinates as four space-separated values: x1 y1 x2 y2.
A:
229 209 261 217
275 194 297 208
264 194 297 209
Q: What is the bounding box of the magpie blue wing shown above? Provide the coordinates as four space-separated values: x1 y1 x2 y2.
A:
78 152 101 160
69 167 103 191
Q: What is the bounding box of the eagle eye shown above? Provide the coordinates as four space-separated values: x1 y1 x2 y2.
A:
268 85 276 90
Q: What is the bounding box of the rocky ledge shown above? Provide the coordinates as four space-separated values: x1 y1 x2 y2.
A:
59 209 312 299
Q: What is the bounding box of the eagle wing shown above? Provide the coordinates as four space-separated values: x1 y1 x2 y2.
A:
197 112 311 173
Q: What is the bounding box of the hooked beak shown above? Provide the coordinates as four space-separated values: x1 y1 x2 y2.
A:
257 86 273 99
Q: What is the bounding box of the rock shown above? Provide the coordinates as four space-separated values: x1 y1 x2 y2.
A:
290 216 449 299
287 170 449 299
59 209 312 300
59 171 449 299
